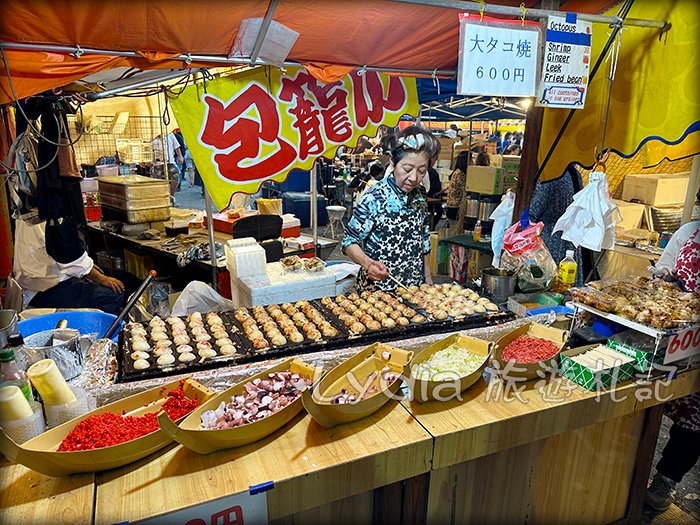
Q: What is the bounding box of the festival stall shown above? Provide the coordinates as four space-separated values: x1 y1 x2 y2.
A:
1 0 699 524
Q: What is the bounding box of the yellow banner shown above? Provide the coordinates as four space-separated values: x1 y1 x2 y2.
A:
169 67 419 209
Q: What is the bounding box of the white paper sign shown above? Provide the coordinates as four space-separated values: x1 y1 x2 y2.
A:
536 14 592 108
664 325 700 365
457 19 540 97
133 490 268 525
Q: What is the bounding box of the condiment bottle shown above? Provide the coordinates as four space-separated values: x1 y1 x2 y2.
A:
0 385 34 421
473 220 482 242
0 334 33 403
556 250 578 292
27 359 76 406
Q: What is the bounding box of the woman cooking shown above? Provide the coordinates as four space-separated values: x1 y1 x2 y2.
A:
342 126 440 291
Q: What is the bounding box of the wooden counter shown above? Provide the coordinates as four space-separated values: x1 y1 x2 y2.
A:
94 401 433 524
0 458 94 524
2 363 698 524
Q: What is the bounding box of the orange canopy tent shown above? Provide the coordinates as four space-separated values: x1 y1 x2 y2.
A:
0 0 624 104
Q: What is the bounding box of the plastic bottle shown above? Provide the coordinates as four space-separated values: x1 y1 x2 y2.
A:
473 220 482 242
556 250 578 292
0 334 33 403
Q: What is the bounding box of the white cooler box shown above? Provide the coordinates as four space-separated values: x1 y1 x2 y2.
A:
231 262 336 307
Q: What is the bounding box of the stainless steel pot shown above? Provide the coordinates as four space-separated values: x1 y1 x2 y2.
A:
478 197 499 221
465 192 480 218
481 268 517 304
0 309 18 348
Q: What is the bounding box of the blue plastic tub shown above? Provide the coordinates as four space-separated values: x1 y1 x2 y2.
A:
18 311 122 342
526 305 575 317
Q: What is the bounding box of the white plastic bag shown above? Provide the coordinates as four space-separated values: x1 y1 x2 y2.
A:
490 191 515 267
552 170 621 251
171 281 235 317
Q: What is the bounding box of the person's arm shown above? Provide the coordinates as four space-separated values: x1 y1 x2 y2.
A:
651 223 693 278
175 146 184 165
342 191 389 281
346 244 389 281
57 252 125 293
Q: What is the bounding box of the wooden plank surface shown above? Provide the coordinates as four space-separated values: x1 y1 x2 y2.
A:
426 410 646 524
94 402 433 524
406 367 699 470
0 458 94 524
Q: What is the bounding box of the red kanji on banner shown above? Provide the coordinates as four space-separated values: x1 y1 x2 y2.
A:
351 71 408 127
280 72 352 160
200 85 296 182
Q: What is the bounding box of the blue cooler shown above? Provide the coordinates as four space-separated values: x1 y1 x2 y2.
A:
282 192 328 227
18 311 123 342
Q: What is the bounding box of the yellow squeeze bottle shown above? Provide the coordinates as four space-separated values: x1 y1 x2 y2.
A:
556 250 578 292
27 359 77 405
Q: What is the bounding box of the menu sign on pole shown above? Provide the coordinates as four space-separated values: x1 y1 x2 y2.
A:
535 13 592 108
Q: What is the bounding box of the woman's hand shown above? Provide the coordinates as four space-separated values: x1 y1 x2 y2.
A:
100 275 126 293
366 259 389 281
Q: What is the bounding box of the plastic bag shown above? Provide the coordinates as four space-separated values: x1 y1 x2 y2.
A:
552 170 620 251
171 281 235 317
501 211 557 292
490 191 515 267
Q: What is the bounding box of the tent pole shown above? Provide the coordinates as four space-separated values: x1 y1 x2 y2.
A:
390 0 667 29
0 42 457 78
86 69 205 100
249 0 280 65
203 186 219 290
311 161 318 257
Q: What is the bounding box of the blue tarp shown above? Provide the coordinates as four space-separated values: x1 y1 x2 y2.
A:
415 78 527 121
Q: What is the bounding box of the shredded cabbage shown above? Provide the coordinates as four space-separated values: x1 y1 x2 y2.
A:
412 344 485 381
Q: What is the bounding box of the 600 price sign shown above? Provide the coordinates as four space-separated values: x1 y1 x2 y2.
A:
664 325 700 365
475 66 527 82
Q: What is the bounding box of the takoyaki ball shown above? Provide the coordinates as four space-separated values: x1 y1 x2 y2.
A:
234 308 249 321
153 346 172 357
251 305 265 315
321 326 338 337
198 348 217 359
359 302 372 312
178 352 197 362
177 344 194 354
382 304 394 315
351 322 366 334
382 317 397 329
411 314 426 324
206 316 223 327
486 302 499 311
390 310 403 320
292 312 306 323
295 300 309 308
366 319 381 331
373 311 388 321
133 358 150 370
188 319 203 329
347 293 359 301
216 337 233 348
301 322 315 334
345 303 358 314
448 308 463 318
248 330 265 341
126 321 143 330
446 290 458 298
476 297 490 305
289 331 304 343
149 316 166 327
344 317 356 328
353 309 365 320
282 323 298 336
271 309 286 320
420 284 431 292
281 302 293 312
321 296 333 306
130 350 149 360
468 292 480 302
157 353 176 366
317 320 332 331
337 312 351 322
402 307 416 318
131 327 147 338
242 318 257 329
210 322 226 333
367 296 377 305
433 309 448 320
267 303 282 313
408 285 420 293
150 331 169 342
306 329 322 340
464 306 475 315
473 304 486 313
271 334 287 346
219 345 236 356
359 314 373 325
424 304 436 314
335 294 347 303
286 306 299 316
155 339 173 349
331 305 344 316
396 316 410 326
189 312 203 323
360 291 370 299
253 338 270 350
211 330 228 341
261 320 277 332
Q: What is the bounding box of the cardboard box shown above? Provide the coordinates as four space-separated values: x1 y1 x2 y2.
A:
560 344 635 391
437 137 455 161
606 329 667 372
428 233 439 274
613 199 646 229
465 166 506 195
621 172 689 206
467 248 490 281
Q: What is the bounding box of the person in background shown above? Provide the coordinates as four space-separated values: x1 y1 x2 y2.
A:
343 126 440 291
504 144 522 156
529 164 584 286
445 150 472 227
444 124 460 139
13 88 126 314
426 165 444 229
172 128 187 190
349 161 384 204
644 188 700 512
476 151 491 166
151 131 183 197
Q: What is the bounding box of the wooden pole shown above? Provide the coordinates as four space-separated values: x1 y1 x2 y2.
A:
513 0 560 219
681 154 700 225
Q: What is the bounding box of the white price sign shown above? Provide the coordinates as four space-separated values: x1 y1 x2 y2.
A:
536 13 592 108
664 325 700 365
457 15 540 97
133 488 268 525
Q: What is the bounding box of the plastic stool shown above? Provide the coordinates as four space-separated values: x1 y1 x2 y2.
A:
324 205 347 238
